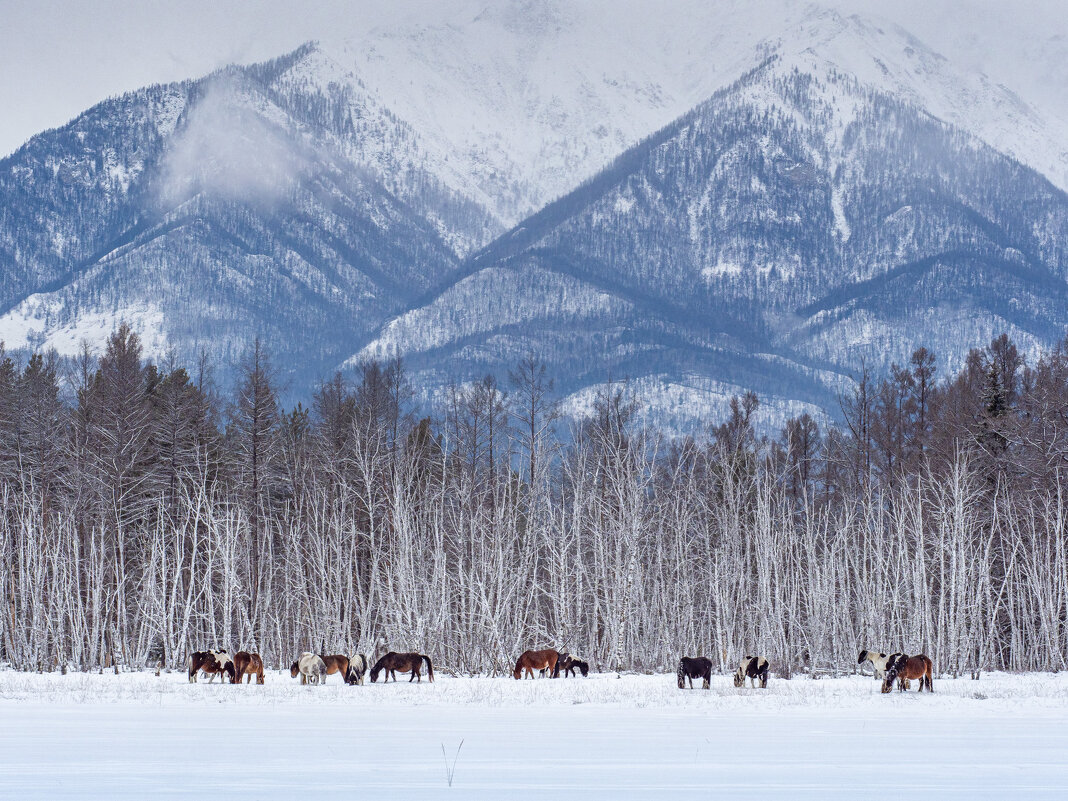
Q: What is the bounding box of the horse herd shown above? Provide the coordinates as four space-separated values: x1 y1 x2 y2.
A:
186 650 434 685
184 646 934 693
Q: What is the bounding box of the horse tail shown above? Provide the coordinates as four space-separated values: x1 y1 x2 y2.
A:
423 654 434 682
925 656 934 692
676 659 685 689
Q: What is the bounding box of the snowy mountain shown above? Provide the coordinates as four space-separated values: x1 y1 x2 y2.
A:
353 17 1068 428
1 2 1067 423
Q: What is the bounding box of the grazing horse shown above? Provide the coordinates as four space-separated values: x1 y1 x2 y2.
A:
320 654 351 683
677 656 713 689
733 655 770 688
514 649 559 680
882 654 934 693
369 651 435 683
187 650 235 684
291 652 327 685
232 651 265 684
345 653 371 685
557 654 590 678
858 649 897 679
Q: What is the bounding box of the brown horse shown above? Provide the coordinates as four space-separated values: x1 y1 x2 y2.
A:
320 654 351 683
187 650 235 684
881 654 934 693
514 649 559 679
369 651 435 683
232 651 265 684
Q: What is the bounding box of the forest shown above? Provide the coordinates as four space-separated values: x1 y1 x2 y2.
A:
1 326 1066 676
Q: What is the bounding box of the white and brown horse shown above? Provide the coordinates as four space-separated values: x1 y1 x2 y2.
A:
858 649 896 679
733 655 770 688
291 652 327 685
188 650 235 684
233 651 265 684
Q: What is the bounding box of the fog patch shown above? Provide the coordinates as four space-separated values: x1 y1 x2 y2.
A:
159 74 308 205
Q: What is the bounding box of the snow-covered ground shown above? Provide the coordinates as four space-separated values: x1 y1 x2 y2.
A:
0 670 1065 798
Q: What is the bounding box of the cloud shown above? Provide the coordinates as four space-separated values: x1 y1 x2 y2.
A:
158 74 308 206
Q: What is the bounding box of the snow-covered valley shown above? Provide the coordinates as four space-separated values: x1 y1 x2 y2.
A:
1 670 1066 798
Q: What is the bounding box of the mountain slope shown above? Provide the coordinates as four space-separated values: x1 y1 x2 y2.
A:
0 46 491 381
354 38 1068 428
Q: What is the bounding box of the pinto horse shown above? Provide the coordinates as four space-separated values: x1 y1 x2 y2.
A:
188 650 235 683
232 651 265 684
514 649 559 680
291 652 327 685
345 653 370 685
369 651 435 683
677 656 713 689
882 654 934 693
733 655 770 688
858 649 896 679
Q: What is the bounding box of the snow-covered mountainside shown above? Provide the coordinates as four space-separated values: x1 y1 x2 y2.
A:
1 2 1067 421
355 28 1068 427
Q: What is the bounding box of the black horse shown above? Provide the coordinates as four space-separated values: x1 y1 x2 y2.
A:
677 656 713 689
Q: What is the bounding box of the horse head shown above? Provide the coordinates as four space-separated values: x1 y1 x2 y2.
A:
881 666 898 693
290 661 300 678
369 666 381 683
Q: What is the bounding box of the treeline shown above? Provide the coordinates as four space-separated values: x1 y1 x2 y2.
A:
1 327 1067 675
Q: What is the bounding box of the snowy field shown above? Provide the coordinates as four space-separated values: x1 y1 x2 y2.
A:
0 669 1066 798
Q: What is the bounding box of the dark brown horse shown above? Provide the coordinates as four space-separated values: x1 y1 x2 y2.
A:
677 656 712 689
882 654 934 693
370 651 435 683
232 651 265 684
187 650 235 684
320 654 351 683
556 653 590 677
514 649 559 679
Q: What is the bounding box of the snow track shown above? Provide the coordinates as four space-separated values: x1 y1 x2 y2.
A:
0 671 1065 798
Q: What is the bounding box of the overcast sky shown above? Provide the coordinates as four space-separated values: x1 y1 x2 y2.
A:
2 0 1065 158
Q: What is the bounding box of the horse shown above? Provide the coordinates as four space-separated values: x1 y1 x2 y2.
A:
291 652 327 685
514 649 559 680
677 656 712 689
369 651 435 683
733 655 770 688
557 653 590 677
232 651 265 684
345 653 370 685
320 654 351 683
882 654 934 693
187 650 235 684
858 649 897 679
